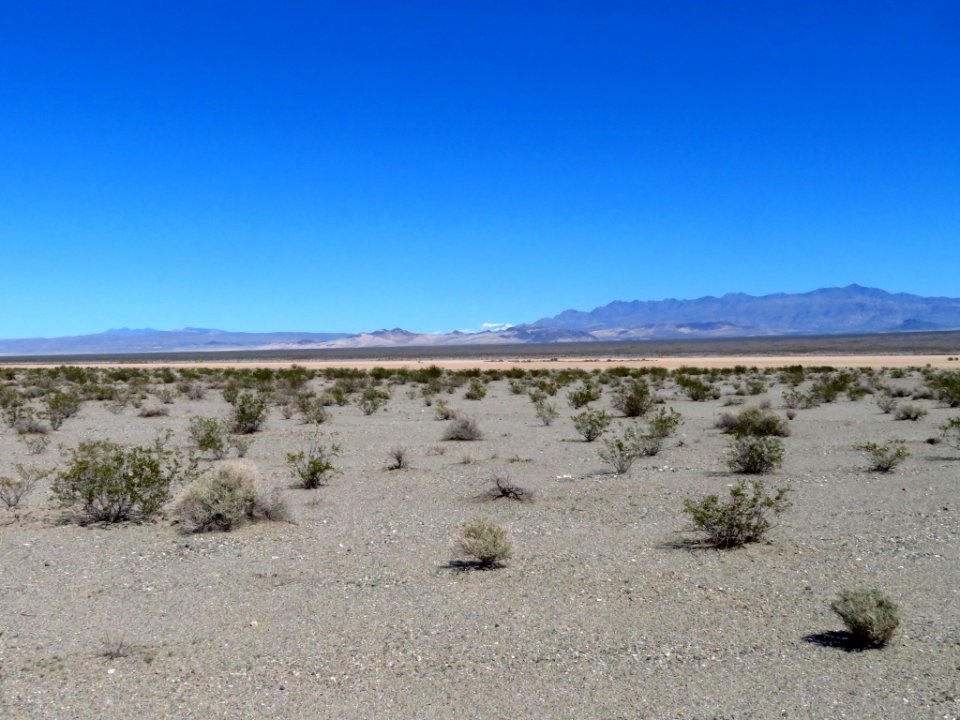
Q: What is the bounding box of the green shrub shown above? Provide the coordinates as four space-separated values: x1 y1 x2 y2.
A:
443 415 483 441
682 478 791 548
176 460 288 533
296 394 329 424
647 406 683 439
598 425 643 474
567 381 601 409
676 375 719 402
929 371 960 407
858 441 909 472
457 516 512 568
533 397 559 426
831 588 900 648
464 379 487 401
188 416 227 459
727 436 784 474
287 440 341 488
940 417 960 449
572 408 610 442
611 378 652 417
52 440 185 523
229 392 268 434
716 406 790 438
43 391 82 430
358 387 390 415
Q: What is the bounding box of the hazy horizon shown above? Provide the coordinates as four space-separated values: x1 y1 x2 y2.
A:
2 2 957 337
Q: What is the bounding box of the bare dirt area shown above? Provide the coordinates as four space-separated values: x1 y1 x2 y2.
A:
1 364 958 719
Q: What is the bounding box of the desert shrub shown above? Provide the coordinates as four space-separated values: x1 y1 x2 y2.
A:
138 405 169 418
188 416 227 459
929 371 960 407
727 436 784 474
386 447 409 471
682 478 791 548
572 409 610 442
176 460 287 533
611 378 652 417
228 435 254 458
153 386 176 404
296 394 329 424
567 381 601 409
457 516 512 568
598 425 643 474
443 415 483 441
464 379 487 400
42 390 82 430
0 464 50 508
182 382 206 400
717 406 790 438
876 395 898 414
14 412 49 435
52 440 185 523
486 476 532 502
508 379 526 395
940 417 960 449
20 433 50 455
533 397 559 426
647 406 683 438
287 439 341 488
857 441 909 472
894 403 927 421
229 392 268 434
676 375 719 401
434 401 459 420
831 588 900 648
358 387 390 415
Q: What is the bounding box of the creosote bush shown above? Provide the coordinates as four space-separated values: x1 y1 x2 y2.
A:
572 408 610 442
457 516 512 568
533 397 559 426
359 387 390 415
443 415 483 441
230 392 268 434
188 416 227 459
0 464 50 509
611 378 652 417
176 460 288 533
52 440 187 523
43 390 82 430
727 436 784 474
287 439 341 488
831 588 900 648
858 441 909 472
716 406 790 438
682 478 791 548
464 379 487 400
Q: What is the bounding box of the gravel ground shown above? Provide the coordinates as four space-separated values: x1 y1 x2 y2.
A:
1 368 958 719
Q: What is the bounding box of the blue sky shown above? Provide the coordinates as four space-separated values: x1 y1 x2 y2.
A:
1 1 957 337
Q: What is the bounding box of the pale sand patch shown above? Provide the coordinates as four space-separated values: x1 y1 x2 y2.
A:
4 354 958 370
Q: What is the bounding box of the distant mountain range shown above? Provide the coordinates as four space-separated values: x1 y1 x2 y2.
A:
2 285 959 355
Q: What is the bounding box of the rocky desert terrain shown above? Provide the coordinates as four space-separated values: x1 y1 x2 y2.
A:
1 361 958 719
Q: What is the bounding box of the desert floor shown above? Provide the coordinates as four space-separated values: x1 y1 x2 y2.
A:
2 365 959 719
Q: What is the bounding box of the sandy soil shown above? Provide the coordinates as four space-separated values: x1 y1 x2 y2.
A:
2 368 959 719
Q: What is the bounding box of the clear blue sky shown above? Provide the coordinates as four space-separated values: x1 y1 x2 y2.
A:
1 1 957 337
